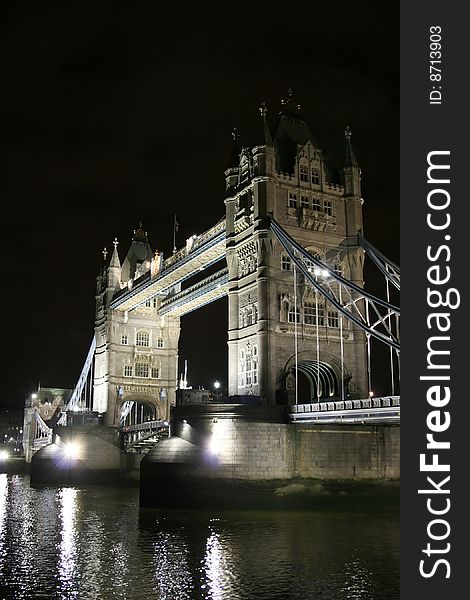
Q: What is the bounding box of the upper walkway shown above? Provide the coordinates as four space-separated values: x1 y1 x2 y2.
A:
110 220 226 312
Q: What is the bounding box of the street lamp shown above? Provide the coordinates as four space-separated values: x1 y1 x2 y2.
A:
214 381 221 400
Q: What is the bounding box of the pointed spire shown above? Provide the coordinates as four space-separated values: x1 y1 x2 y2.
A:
259 101 273 145
344 126 359 168
109 237 121 269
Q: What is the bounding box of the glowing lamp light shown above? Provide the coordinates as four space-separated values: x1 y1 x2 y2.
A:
214 381 221 390
369 391 374 398
31 393 38 399
208 434 221 456
0 450 9 461
63 442 81 460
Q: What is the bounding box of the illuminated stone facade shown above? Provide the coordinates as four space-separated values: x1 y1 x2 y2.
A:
225 95 368 402
93 230 180 426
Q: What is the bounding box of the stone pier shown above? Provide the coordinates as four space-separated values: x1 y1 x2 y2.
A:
140 403 400 509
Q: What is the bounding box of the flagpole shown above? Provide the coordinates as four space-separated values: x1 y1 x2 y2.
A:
173 215 177 254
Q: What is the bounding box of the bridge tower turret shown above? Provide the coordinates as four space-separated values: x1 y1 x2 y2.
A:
226 92 368 404
92 226 180 426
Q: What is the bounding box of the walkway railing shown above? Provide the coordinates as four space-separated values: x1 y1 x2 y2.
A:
289 396 400 424
32 411 53 449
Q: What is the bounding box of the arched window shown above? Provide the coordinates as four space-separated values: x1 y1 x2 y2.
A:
240 345 258 387
311 168 320 185
288 192 298 208
281 255 292 271
324 200 333 215
300 195 309 208
288 306 300 323
136 331 150 347
304 302 316 325
299 165 308 182
328 310 339 328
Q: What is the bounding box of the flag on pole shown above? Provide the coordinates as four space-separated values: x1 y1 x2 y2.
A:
173 215 179 253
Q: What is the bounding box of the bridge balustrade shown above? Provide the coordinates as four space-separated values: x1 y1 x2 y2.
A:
290 396 400 414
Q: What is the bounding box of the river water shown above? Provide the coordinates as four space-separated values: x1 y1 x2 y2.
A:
0 474 399 599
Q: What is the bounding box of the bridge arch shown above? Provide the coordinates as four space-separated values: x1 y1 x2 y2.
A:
282 352 351 403
117 393 165 427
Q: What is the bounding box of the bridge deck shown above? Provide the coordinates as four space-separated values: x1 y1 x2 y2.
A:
110 221 226 312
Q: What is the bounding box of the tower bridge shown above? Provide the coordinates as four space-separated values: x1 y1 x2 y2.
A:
28 93 400 497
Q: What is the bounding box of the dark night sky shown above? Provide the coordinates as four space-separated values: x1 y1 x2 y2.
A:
0 1 399 408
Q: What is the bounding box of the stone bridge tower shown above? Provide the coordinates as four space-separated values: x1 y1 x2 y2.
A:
225 93 368 404
93 226 180 426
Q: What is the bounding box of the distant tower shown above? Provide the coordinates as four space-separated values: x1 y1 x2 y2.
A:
93 225 180 426
225 92 368 403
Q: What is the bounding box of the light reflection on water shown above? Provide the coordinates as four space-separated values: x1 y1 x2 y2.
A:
0 475 399 599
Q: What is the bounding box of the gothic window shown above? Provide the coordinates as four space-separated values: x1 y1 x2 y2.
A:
240 345 258 387
151 367 161 379
300 195 309 208
324 200 333 215
240 303 258 328
288 306 300 323
304 303 324 326
123 365 133 377
328 311 339 328
136 331 150 347
135 363 149 378
300 165 308 182
312 197 321 211
145 299 151 307
311 168 320 185
157 338 164 349
121 334 129 345
288 192 298 208
304 302 316 325
153 298 158 308
281 255 292 271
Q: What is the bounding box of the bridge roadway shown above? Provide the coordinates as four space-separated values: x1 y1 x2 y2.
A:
119 397 400 453
110 220 226 313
